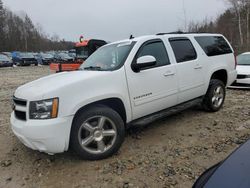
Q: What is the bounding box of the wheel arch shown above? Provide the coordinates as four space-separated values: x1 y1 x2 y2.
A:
210 69 228 86
72 97 127 125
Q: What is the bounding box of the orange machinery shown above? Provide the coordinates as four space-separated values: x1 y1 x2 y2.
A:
50 36 107 72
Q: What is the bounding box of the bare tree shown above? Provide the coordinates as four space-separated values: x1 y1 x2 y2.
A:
0 3 74 52
226 0 244 46
243 0 250 48
182 0 188 32
0 0 5 51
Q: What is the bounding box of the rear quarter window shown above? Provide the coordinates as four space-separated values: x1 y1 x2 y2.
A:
195 36 233 57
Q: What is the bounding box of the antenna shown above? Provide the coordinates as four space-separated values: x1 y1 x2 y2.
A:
129 35 134 39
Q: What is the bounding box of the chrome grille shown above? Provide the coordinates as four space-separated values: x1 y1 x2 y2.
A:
13 96 27 121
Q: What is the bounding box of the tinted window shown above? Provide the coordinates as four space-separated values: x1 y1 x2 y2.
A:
169 38 197 63
195 36 232 56
137 40 170 68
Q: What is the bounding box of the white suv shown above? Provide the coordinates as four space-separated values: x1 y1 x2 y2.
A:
11 33 237 160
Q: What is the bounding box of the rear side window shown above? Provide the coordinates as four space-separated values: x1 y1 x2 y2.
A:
169 38 197 63
136 40 170 68
195 36 232 56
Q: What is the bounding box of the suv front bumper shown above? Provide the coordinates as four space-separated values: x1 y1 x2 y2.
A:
10 112 74 154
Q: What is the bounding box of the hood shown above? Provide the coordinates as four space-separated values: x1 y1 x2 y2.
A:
14 70 107 100
42 57 53 60
64 58 73 60
237 65 250 75
204 139 250 188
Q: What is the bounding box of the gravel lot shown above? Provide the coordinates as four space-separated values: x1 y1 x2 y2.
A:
0 66 249 188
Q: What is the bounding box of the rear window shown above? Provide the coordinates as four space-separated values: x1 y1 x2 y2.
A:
169 38 197 63
195 36 232 56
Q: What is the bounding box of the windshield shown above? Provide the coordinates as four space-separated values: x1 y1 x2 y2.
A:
20 53 34 58
237 54 250 65
0 54 10 61
79 41 135 71
58 53 71 59
40 53 53 58
76 46 89 59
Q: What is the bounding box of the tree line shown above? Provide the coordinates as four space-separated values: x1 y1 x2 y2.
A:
188 0 250 54
0 0 74 52
1 0 249 54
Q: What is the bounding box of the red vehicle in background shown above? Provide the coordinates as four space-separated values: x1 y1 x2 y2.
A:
50 36 107 72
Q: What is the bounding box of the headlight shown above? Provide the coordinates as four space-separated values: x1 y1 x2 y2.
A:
30 98 59 119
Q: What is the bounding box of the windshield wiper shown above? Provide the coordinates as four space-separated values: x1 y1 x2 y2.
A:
83 66 102 70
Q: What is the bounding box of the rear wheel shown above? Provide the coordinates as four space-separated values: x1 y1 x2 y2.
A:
202 79 226 112
70 105 125 160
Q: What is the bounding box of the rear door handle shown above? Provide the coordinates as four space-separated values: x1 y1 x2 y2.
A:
164 71 175 77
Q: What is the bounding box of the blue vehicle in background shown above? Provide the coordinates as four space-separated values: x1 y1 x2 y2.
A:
12 52 38 66
36 53 54 65
0 53 13 67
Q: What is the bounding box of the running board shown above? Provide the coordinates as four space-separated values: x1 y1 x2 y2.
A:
128 97 203 127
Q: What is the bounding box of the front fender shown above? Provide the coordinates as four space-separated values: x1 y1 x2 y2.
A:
70 94 132 123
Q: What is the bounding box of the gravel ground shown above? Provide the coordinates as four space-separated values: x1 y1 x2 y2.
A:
0 66 249 188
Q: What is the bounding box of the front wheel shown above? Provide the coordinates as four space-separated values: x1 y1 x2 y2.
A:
70 105 125 160
202 79 226 112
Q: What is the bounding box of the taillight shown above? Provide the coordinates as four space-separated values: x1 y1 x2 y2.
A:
234 54 237 69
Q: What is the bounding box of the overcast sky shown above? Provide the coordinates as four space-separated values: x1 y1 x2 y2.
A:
3 0 228 42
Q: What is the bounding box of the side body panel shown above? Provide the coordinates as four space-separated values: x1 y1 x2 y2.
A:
124 37 178 120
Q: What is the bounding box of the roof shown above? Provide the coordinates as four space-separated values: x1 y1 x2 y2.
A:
241 52 250 55
75 40 89 47
108 33 224 46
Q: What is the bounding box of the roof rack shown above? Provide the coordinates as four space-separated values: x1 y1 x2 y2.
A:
156 31 210 35
156 31 184 35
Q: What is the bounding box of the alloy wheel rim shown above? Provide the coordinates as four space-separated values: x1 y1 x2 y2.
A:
212 86 224 108
78 116 117 154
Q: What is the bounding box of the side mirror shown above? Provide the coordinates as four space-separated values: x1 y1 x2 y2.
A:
132 55 156 72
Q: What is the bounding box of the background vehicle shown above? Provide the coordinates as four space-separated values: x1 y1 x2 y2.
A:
68 49 76 59
193 139 250 188
36 53 55 65
50 37 107 72
2 52 13 60
75 38 107 61
12 52 38 66
11 33 237 160
0 53 13 67
230 52 250 88
54 52 74 62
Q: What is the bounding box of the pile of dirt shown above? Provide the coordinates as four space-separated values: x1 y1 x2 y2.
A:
0 66 249 188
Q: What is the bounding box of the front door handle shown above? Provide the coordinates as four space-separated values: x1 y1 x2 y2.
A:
194 65 202 69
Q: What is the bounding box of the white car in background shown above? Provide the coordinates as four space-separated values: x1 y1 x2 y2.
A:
230 52 250 89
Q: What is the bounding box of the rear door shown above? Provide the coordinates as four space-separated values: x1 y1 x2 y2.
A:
125 39 178 119
169 37 205 103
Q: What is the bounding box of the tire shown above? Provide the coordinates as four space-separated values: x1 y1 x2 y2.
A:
202 79 226 112
70 105 125 160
